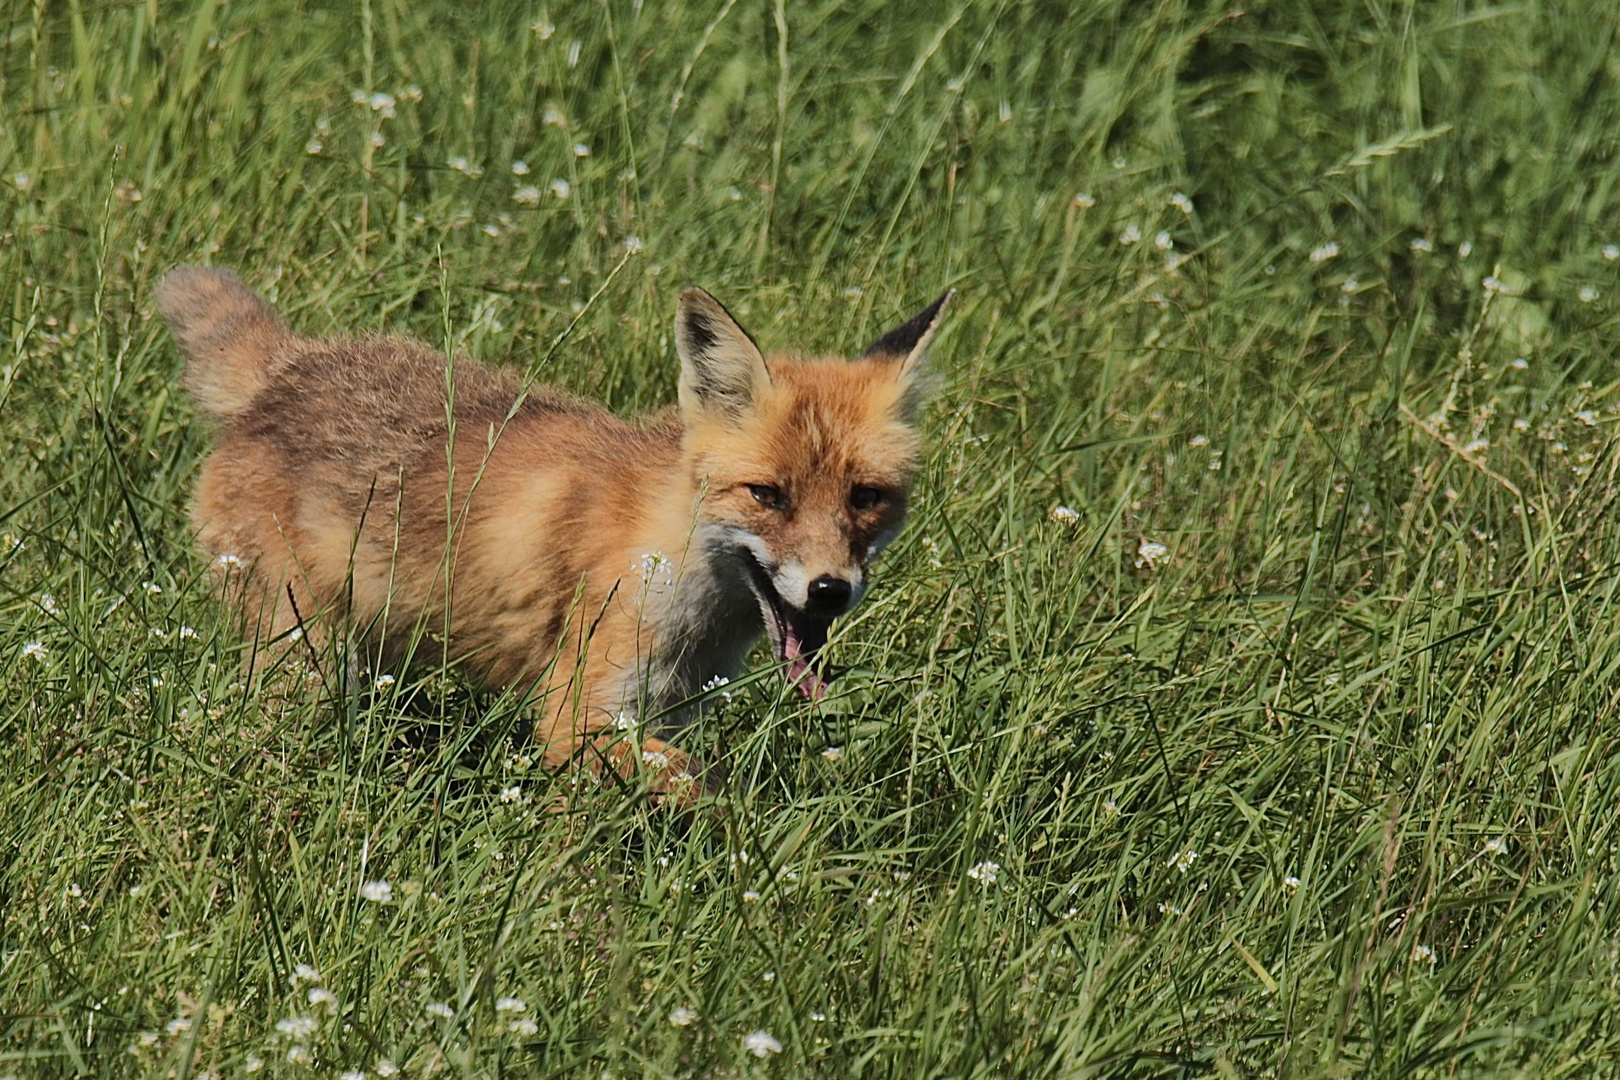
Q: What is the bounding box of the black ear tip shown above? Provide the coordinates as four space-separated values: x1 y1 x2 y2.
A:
861 288 955 359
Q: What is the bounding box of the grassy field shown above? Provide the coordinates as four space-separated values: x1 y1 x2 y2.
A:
3 0 1620 1076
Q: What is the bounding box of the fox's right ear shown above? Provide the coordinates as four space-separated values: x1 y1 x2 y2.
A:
676 288 770 423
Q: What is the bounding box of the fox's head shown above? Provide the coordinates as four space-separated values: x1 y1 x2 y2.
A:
675 287 952 699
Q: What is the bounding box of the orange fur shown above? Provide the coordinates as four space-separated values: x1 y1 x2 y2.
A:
158 267 950 796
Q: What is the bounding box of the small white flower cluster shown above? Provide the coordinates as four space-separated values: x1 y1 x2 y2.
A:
1136 540 1168 569
639 551 675 589
273 1013 319 1067
359 879 392 903
1118 224 1142 246
446 155 485 178
669 1005 698 1027
497 996 536 1035
1049 505 1080 525
1482 837 1508 856
1166 848 1198 873
743 1030 782 1058
701 674 733 702
966 860 1000 885
1309 241 1340 264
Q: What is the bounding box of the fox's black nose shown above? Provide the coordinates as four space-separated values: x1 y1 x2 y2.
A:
806 575 853 614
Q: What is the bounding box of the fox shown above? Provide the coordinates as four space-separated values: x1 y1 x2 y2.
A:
156 266 950 795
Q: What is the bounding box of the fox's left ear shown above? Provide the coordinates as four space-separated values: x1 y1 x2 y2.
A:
676 287 771 424
862 289 954 421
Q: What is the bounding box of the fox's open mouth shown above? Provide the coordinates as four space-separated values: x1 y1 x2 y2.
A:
741 557 833 701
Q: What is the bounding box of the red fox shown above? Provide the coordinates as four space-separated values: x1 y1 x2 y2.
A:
157 267 950 796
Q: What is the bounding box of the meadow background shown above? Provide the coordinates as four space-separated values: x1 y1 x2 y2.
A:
3 0 1620 1076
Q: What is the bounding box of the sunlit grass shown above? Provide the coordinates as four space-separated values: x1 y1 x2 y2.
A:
3 1 1620 1076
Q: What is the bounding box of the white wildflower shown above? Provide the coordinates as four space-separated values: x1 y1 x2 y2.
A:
374 674 396 690
136 1031 160 1048
217 553 242 569
1167 848 1198 873
308 987 336 1009
1482 275 1507 294
150 627 168 640
495 996 526 1014
624 234 643 254
511 160 530 176
1604 244 1619 261
1309 241 1339 263
1579 286 1598 303
500 785 522 804
1158 901 1184 917
1412 943 1435 963
1136 540 1168 568
165 1017 191 1036
567 40 581 66
532 20 555 38
287 1045 313 1065
481 223 501 237
820 745 843 761
375 1060 399 1078
1188 434 1209 448
1341 278 1359 293
400 85 422 103
178 625 196 639
512 185 542 206
447 155 469 172
340 1071 366 1080
275 1016 318 1040
1511 357 1529 370
142 581 162 595
743 1030 782 1058
997 100 1013 124
425 1002 454 1019
966 860 1000 884
1154 230 1173 251
368 91 396 116
244 1054 265 1073
370 131 385 149
1457 240 1473 258
1410 237 1434 254
292 963 321 985
359 880 392 903
641 749 670 771
23 641 48 661
1073 192 1095 209
742 890 761 903
351 89 368 104
1512 418 1530 432
550 178 571 199
1170 191 1193 214
38 593 58 614
669 1006 698 1027
572 142 590 158
1281 875 1301 894
1461 438 1489 454
1049 505 1080 524
542 106 565 126
509 1018 538 1036
1118 224 1141 245
13 172 33 192
1483 837 1508 855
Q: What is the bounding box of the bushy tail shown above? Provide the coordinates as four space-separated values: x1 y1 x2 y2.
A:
155 266 289 419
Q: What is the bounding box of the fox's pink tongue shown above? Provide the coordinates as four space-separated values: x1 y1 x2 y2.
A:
782 618 829 701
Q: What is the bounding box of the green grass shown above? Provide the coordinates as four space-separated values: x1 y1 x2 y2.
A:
3 0 1620 1076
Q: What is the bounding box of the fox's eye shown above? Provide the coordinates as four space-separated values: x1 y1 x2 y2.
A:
850 486 887 511
748 484 786 510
